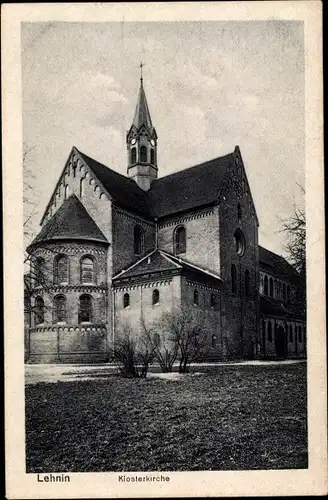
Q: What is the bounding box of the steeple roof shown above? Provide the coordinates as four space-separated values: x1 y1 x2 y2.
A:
132 78 153 131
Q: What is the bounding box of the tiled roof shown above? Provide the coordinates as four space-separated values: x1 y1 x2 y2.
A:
77 148 233 220
259 246 299 282
113 249 222 283
132 79 154 132
28 194 108 249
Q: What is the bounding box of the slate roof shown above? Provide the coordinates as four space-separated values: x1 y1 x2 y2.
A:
77 148 233 220
28 194 108 249
132 78 154 132
113 249 222 283
259 246 299 282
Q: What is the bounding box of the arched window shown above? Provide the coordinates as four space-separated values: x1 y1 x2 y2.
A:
274 280 278 298
64 184 69 200
237 203 242 223
269 277 273 297
131 147 137 164
78 294 92 323
53 295 67 323
264 275 268 295
80 177 85 198
123 293 130 309
211 334 217 348
134 226 145 256
245 270 251 297
174 226 186 255
54 255 68 285
35 257 45 285
289 324 293 342
267 321 272 342
150 149 155 165
72 165 76 177
194 289 199 306
298 326 302 343
210 293 217 308
234 229 245 256
34 297 44 325
81 256 95 284
287 285 291 303
152 289 159 305
231 264 237 294
140 146 147 162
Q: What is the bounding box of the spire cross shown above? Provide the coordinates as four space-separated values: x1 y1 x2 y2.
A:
140 62 145 80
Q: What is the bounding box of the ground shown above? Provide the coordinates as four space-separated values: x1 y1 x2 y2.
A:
25 362 307 472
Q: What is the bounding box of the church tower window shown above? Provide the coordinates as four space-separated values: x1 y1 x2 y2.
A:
150 149 155 165
234 229 245 256
264 275 268 295
269 277 274 297
53 295 67 323
54 255 69 285
81 256 95 284
140 146 147 163
134 226 145 256
34 297 44 325
237 203 242 223
123 293 130 309
231 264 237 294
174 226 186 255
78 294 92 323
131 147 137 164
152 289 159 305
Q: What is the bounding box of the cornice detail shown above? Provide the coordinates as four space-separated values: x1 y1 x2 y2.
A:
158 209 215 228
186 279 220 292
113 279 172 292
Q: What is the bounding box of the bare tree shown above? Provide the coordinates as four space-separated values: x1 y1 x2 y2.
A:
140 316 178 373
158 308 209 373
111 325 155 378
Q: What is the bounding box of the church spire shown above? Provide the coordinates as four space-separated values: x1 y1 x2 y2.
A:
126 67 158 191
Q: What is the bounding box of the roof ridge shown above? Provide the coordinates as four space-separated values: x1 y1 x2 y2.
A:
112 249 158 279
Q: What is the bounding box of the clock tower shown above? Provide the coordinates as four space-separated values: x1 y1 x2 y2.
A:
127 67 158 191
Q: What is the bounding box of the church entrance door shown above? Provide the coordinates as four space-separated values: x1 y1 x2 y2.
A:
275 326 286 359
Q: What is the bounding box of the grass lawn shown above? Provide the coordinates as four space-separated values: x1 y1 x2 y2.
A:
25 363 307 472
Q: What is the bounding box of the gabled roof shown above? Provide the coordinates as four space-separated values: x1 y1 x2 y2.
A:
113 249 222 283
77 149 150 217
77 149 233 220
259 246 299 282
28 194 108 249
148 154 233 218
132 78 154 132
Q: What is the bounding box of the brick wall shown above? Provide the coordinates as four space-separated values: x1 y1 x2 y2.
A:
157 207 221 273
112 207 156 275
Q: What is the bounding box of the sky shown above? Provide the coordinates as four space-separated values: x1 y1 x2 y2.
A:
22 21 305 256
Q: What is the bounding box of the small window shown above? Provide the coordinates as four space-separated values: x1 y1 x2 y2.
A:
211 334 217 348
194 289 199 306
174 226 186 255
152 289 159 305
54 255 68 285
231 264 237 294
289 324 293 342
150 149 155 165
35 257 45 285
234 229 245 256
72 165 77 177
123 293 130 309
268 321 272 342
78 294 92 323
298 326 302 343
269 277 273 297
264 275 268 295
210 293 217 308
237 203 242 223
131 147 137 164
245 270 251 297
140 145 147 162
54 295 67 323
134 226 145 256
34 297 44 325
80 177 85 198
81 256 95 284
64 184 69 200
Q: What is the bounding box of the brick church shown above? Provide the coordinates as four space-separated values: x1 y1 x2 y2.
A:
25 75 306 363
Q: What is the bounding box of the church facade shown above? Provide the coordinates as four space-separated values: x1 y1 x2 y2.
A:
25 77 306 363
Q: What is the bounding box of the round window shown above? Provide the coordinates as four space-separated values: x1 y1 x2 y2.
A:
234 229 246 256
